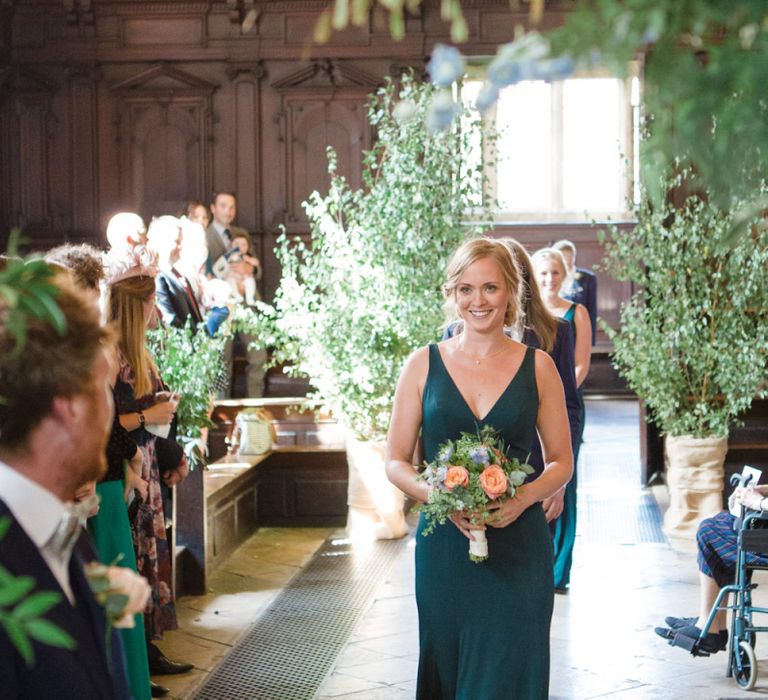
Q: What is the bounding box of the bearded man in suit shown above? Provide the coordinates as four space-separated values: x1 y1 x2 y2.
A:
0 270 131 698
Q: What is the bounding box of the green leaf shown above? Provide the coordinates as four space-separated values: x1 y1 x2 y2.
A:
0 576 36 607
23 618 76 651
12 591 62 620
1 616 34 666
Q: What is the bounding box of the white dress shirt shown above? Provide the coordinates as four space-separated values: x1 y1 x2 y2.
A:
0 460 75 604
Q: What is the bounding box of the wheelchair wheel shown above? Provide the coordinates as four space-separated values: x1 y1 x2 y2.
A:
734 640 757 690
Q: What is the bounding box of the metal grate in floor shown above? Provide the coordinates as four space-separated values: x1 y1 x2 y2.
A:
579 492 666 544
192 536 404 700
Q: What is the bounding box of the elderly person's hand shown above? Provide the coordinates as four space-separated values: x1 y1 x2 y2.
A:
731 485 768 512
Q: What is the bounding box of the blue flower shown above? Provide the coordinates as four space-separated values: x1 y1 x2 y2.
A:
529 55 574 83
474 83 499 114
427 44 466 88
435 466 448 484
469 446 490 465
426 91 459 133
437 443 454 464
488 52 522 89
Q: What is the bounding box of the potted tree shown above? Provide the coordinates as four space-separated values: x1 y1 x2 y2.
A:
601 171 768 538
254 74 492 539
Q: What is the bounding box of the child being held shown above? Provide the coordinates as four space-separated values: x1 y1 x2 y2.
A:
224 233 259 306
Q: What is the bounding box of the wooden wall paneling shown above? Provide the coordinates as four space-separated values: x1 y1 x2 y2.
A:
273 61 380 235
227 62 265 274
111 64 217 220
67 65 101 239
4 68 59 238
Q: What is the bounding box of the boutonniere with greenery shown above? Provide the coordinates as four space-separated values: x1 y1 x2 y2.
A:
84 561 151 668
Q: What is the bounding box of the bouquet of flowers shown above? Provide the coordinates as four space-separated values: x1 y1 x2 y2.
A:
417 425 533 562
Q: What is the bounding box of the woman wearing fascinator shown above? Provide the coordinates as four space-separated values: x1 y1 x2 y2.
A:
103 246 194 682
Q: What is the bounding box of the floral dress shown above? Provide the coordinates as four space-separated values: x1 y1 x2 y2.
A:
114 361 178 639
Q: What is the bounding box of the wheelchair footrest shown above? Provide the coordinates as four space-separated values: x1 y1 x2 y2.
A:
655 626 711 657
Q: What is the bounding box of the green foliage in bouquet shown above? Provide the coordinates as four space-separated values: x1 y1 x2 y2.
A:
253 74 493 440
0 517 75 666
147 323 226 465
417 425 533 536
600 170 768 438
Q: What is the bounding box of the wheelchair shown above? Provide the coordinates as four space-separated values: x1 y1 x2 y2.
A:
662 473 768 690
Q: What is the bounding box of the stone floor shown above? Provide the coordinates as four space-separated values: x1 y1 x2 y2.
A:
158 400 768 699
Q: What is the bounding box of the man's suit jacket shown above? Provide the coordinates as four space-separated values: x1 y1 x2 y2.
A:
0 500 129 699
156 270 203 329
204 223 250 278
564 267 598 345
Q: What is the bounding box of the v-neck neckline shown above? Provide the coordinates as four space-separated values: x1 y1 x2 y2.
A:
433 344 529 423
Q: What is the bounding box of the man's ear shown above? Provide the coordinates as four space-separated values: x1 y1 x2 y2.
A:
50 394 86 431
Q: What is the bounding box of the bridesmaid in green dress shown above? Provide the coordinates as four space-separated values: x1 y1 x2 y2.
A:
533 247 592 592
386 238 573 699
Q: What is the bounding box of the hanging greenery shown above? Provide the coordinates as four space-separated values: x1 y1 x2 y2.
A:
327 1 768 231
251 74 493 440
600 170 768 438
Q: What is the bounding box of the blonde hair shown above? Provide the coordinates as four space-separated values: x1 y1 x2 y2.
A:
443 237 522 329
105 275 158 397
501 238 558 353
532 247 570 280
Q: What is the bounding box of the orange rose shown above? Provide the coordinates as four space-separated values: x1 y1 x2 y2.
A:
479 465 508 499
444 466 469 491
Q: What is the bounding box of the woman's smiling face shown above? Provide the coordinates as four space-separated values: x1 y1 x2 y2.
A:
455 256 509 330
534 255 566 297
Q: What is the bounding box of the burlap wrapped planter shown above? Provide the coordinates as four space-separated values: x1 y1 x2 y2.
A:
663 434 728 539
345 434 408 541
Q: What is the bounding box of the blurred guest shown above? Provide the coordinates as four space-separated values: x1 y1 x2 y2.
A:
182 200 211 230
0 271 131 698
147 216 203 330
46 243 155 698
553 239 598 345
106 212 147 254
104 248 193 679
205 191 265 396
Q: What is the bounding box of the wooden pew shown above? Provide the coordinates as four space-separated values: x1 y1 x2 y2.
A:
174 398 348 595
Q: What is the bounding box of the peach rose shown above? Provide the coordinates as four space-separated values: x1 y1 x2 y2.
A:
444 466 469 491
479 465 508 499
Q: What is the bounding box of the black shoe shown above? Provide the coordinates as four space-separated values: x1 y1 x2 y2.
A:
665 615 697 630
675 624 729 653
150 681 170 697
555 587 568 595
149 653 194 675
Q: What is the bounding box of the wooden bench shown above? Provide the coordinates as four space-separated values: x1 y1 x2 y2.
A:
174 398 348 595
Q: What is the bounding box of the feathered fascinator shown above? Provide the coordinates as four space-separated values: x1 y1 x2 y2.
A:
103 245 158 286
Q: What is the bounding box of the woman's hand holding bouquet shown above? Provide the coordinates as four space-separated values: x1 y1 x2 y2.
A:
417 425 533 562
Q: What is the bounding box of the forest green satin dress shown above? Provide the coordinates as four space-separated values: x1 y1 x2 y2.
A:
416 344 553 699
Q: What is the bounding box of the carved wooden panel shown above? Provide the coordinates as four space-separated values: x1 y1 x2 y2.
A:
281 94 370 232
1 91 54 232
111 64 216 220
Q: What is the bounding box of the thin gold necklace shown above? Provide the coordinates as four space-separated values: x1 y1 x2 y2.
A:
456 340 511 365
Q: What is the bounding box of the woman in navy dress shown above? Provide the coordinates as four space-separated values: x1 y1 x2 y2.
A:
386 238 572 699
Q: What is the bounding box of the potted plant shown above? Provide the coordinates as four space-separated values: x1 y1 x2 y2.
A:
147 322 226 467
253 74 492 539
600 171 768 538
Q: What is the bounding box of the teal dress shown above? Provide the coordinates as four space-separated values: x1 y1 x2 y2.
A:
552 303 582 590
416 344 553 699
